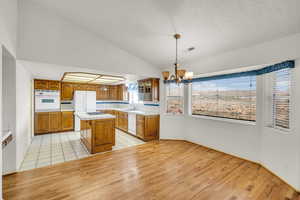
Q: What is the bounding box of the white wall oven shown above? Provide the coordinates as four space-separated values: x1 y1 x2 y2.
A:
35 90 60 112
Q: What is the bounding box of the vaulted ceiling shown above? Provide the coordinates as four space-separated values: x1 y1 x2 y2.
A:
29 0 300 68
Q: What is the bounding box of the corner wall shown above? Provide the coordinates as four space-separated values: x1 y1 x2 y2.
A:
160 33 300 190
15 62 33 169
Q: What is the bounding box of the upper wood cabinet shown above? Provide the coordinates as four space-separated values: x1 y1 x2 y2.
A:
34 79 60 90
97 85 110 100
138 78 159 102
61 83 74 100
61 111 74 131
48 81 61 90
117 84 128 101
109 85 118 100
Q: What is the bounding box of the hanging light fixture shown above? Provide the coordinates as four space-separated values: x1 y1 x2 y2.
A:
162 34 193 83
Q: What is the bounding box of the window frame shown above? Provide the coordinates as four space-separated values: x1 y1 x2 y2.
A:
164 83 185 116
189 75 257 123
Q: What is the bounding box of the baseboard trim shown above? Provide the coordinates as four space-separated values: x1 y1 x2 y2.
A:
161 139 300 193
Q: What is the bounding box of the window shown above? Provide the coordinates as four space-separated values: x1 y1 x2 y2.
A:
165 83 184 114
191 76 256 121
272 68 291 129
128 82 139 104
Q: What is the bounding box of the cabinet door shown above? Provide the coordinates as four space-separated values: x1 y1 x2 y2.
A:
61 111 74 131
152 79 159 102
48 81 61 90
35 112 49 134
94 119 115 146
144 115 159 140
136 115 145 138
34 80 49 90
109 85 118 100
61 83 74 100
97 85 109 100
49 112 61 132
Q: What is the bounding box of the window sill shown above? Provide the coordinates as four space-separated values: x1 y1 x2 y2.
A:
189 114 256 126
163 113 185 117
264 126 291 134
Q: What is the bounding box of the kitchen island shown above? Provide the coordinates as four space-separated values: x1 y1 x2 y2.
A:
77 113 116 154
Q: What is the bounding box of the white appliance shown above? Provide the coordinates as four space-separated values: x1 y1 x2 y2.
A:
35 90 60 112
74 91 96 131
128 113 136 135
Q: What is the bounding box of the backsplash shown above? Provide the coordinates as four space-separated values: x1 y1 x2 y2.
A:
60 100 160 113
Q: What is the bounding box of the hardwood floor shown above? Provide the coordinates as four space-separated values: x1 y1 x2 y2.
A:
3 140 299 200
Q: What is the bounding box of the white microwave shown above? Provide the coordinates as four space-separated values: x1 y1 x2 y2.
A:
35 90 60 112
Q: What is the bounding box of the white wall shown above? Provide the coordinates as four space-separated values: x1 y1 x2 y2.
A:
2 46 17 175
160 33 300 190
15 62 33 169
0 1 18 197
0 0 18 57
17 0 160 78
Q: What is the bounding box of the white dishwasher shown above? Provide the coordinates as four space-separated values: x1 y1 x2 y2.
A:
128 113 136 135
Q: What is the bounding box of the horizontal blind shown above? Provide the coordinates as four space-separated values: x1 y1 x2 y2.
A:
191 75 256 121
165 83 184 114
273 68 291 129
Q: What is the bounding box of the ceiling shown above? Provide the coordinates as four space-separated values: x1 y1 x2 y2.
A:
19 60 144 83
29 0 300 68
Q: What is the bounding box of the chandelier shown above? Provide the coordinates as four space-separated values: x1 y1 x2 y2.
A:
162 34 193 83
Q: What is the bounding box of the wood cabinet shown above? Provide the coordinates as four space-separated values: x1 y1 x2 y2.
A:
61 83 74 100
49 112 61 132
61 111 74 131
97 85 110 100
138 78 159 102
48 81 61 90
34 79 60 90
109 85 118 100
35 112 50 134
80 118 115 154
136 114 159 141
35 111 65 134
117 84 128 101
116 111 128 132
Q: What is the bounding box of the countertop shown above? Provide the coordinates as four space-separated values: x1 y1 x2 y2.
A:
98 108 159 116
76 113 116 120
35 109 74 112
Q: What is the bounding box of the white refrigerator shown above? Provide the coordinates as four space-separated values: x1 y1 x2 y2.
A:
74 90 96 131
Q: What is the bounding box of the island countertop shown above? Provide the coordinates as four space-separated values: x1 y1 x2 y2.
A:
76 113 116 120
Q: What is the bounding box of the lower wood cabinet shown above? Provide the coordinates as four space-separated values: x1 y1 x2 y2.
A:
61 111 74 131
80 118 115 154
49 112 61 132
136 115 159 141
35 112 50 134
116 111 128 132
35 111 74 135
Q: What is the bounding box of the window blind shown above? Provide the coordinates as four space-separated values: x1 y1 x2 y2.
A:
191 76 256 121
272 68 291 129
165 83 184 114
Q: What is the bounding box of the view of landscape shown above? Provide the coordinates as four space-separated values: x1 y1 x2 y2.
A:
191 76 256 121
166 83 184 114
274 69 291 129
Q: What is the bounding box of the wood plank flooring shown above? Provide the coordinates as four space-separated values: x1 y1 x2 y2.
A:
3 140 299 200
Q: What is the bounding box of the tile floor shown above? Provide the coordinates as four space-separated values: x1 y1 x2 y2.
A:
20 129 145 171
